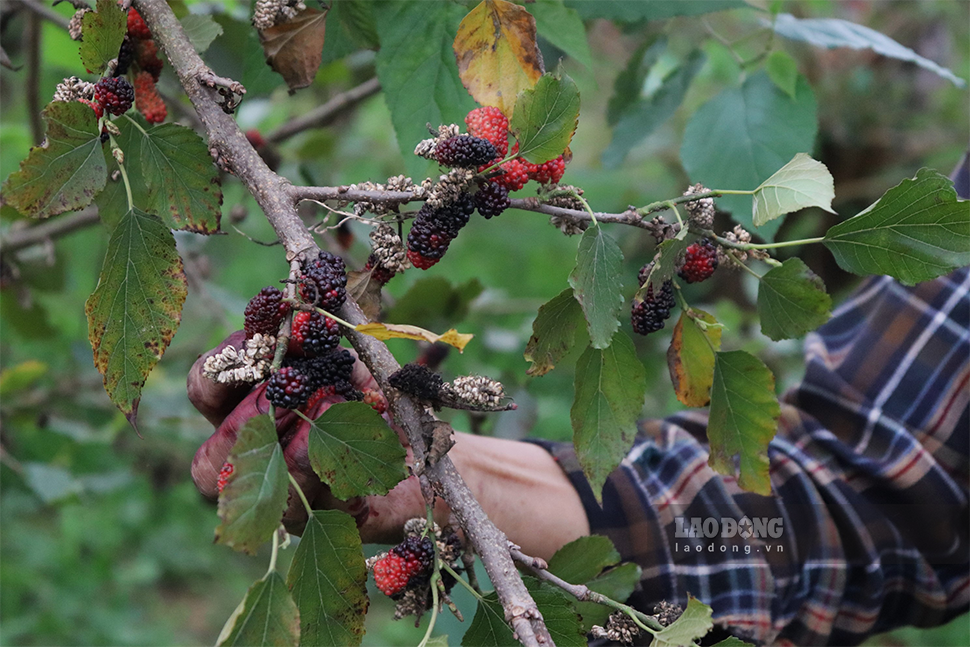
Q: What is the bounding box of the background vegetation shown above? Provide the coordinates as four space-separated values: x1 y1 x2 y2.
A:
1 0 968 644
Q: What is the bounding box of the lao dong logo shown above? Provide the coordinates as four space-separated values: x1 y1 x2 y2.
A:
674 516 783 540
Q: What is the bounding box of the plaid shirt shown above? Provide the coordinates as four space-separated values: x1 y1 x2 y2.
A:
533 267 969 646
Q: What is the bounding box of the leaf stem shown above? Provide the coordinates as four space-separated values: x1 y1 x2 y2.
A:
441 562 483 601
122 113 150 136
109 133 135 211
667 201 684 230
292 409 314 426
416 582 440 647
637 191 722 216
118 161 135 211
313 307 359 332
266 526 280 576
476 151 519 177
672 281 689 311
418 519 442 647
711 233 825 251
566 187 598 226
735 259 764 281
288 472 314 516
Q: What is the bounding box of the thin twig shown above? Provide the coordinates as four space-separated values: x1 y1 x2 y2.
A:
509 545 665 633
268 77 381 144
290 184 653 231
291 185 418 207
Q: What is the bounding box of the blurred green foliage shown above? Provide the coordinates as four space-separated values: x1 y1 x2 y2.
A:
1 1 967 645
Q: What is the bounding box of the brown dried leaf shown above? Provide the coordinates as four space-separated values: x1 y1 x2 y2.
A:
346 269 383 321
259 7 328 91
454 0 544 117
354 323 473 352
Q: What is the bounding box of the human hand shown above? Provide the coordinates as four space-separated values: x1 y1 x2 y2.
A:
187 331 428 540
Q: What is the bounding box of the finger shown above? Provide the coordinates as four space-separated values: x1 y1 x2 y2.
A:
278 388 355 535
346 347 379 392
314 474 441 545
191 382 271 498
279 421 322 535
187 330 254 427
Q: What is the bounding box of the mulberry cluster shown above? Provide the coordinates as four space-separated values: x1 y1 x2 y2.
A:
133 71 167 123
406 194 475 269
372 536 435 597
465 106 509 157
290 311 341 357
265 350 359 409
484 156 531 192
127 9 152 40
373 553 410 597
299 251 347 311
211 268 363 414
363 256 397 286
113 37 135 77
265 365 313 409
462 106 568 194
388 363 444 402
530 156 566 185
677 238 719 284
434 135 498 168
120 8 167 122
473 182 510 219
631 279 675 336
243 286 291 339
94 77 134 116
137 39 164 82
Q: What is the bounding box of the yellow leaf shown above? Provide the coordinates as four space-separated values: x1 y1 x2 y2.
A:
667 310 722 407
354 323 474 352
454 0 544 117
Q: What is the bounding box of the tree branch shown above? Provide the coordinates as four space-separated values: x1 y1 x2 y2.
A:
25 10 42 144
16 0 70 30
0 208 100 254
268 77 381 144
134 1 551 643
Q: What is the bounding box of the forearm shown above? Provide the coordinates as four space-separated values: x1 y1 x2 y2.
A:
355 431 589 560
446 432 590 560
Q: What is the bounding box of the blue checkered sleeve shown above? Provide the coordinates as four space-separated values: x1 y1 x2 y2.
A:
531 267 969 645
